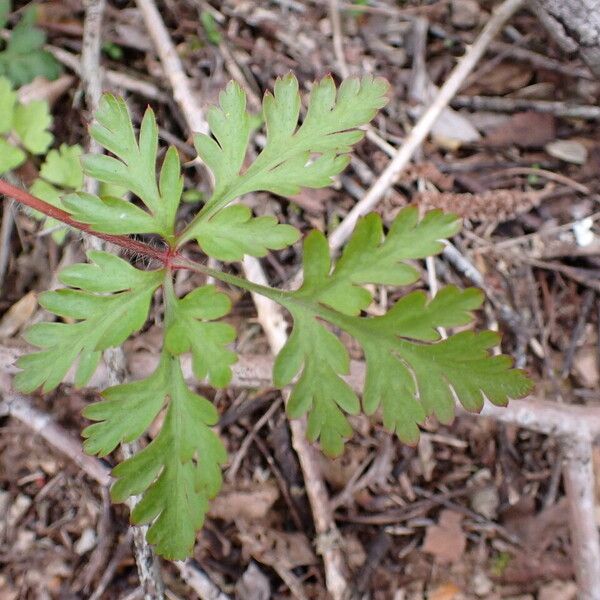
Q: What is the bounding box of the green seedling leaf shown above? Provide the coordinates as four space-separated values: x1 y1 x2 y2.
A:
0 7 61 86
201 11 222 45
29 144 84 242
294 209 460 315
0 77 16 133
40 143 84 189
0 76 53 175
13 76 533 562
13 99 53 154
0 1 9 30
273 309 359 457
0 137 24 174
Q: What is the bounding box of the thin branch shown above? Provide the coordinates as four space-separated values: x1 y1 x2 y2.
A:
175 561 231 600
328 0 349 78
328 0 526 251
48 45 169 102
451 94 600 119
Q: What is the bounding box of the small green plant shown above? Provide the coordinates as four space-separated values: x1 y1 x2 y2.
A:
0 1 61 86
2 74 533 559
0 75 83 241
30 143 84 242
0 76 52 174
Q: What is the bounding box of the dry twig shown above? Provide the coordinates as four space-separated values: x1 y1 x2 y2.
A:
451 94 600 119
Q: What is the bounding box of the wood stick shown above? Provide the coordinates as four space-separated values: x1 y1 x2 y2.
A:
451 94 600 120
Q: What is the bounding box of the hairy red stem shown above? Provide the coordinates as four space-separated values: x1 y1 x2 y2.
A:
0 179 175 266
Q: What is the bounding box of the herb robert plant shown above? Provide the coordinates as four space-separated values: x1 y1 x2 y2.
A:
9 74 533 559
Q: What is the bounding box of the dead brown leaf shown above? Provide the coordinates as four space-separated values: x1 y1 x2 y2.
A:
0 292 37 339
237 523 317 569
467 62 532 95
573 346 600 388
428 581 463 600
538 580 577 600
484 112 556 148
422 510 466 565
208 482 279 522
502 497 568 554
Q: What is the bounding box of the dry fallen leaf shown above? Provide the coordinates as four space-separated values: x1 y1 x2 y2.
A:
238 523 317 569
428 582 463 600
208 482 279 521
484 112 556 148
545 139 588 165
469 62 531 95
451 0 480 29
422 509 466 565
573 346 600 388
0 292 37 339
538 580 577 600
235 562 271 600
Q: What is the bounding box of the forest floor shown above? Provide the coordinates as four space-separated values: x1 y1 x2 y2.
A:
1 0 600 598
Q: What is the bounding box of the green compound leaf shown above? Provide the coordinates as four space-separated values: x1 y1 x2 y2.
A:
164 283 237 388
192 204 300 261
63 192 160 235
81 96 182 239
0 7 61 86
15 251 163 393
29 144 84 242
85 355 227 560
295 208 460 316
273 309 359 457
272 207 533 452
178 73 389 249
82 353 171 457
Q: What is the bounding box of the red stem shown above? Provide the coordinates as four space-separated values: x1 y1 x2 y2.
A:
0 178 177 266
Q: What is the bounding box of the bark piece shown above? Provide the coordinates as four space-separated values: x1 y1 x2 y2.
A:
531 0 600 77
